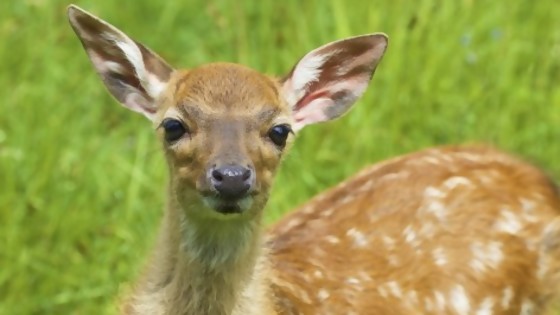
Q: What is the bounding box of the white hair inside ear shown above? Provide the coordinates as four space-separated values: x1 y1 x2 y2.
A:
281 34 388 131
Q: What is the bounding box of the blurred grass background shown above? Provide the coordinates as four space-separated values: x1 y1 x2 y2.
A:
1 0 560 314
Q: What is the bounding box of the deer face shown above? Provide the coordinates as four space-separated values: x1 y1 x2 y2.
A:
156 64 293 219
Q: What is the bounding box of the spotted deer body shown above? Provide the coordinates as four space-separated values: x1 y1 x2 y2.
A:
68 5 560 315
268 146 560 314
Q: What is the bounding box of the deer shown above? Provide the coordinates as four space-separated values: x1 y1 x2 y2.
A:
67 4 560 315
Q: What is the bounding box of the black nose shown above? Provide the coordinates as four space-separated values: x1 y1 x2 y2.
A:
210 165 253 199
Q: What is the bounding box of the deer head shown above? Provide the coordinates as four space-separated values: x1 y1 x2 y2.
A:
67 5 388 224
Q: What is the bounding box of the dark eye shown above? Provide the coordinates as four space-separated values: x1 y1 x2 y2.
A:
161 118 188 143
267 124 292 148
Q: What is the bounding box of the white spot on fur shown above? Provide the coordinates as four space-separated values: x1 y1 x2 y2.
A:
403 225 417 244
520 198 536 212
358 179 374 192
450 285 471 314
420 221 437 238
523 213 539 224
379 171 409 182
434 291 446 311
458 152 484 162
427 200 447 221
501 286 514 309
470 241 504 273
423 156 441 165
422 185 448 221
432 247 447 266
283 218 302 231
424 186 446 199
325 235 340 244
478 175 495 184
301 205 315 214
265 277 313 305
520 299 535 315
357 271 373 282
321 207 335 218
443 176 473 189
313 270 324 279
476 297 495 315
520 198 539 223
386 281 402 298
340 195 355 205
346 277 360 285
494 208 522 234
347 228 368 247
317 288 330 301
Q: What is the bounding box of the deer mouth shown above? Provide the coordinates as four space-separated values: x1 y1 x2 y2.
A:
216 203 242 214
201 194 254 215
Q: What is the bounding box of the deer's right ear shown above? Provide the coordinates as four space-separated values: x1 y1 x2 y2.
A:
67 5 174 121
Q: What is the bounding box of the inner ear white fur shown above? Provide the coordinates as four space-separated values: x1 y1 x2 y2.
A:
288 50 338 104
100 32 167 100
282 34 388 131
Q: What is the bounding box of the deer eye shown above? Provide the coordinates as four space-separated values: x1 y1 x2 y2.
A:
267 124 292 148
161 118 188 143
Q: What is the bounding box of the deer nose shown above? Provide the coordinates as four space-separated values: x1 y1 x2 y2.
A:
210 165 253 199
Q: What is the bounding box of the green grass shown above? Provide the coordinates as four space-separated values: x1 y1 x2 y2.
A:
1 0 560 314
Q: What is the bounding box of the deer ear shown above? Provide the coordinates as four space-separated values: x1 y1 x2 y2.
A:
67 5 174 121
281 34 388 131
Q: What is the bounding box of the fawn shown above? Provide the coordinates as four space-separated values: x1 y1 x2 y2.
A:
68 5 560 315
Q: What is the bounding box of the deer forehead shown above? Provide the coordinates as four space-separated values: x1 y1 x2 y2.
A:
164 63 288 117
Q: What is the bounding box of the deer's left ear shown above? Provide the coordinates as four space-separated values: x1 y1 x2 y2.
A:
281 34 388 131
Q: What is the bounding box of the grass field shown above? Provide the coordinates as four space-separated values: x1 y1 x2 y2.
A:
1 0 560 314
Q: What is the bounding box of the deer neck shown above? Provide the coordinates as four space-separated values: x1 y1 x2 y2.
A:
131 195 274 315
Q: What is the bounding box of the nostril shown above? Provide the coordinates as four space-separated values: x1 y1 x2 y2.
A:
212 169 224 182
242 169 251 181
